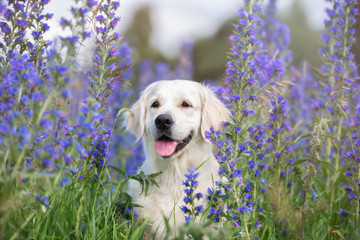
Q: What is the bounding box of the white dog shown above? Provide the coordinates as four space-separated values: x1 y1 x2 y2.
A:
124 80 230 238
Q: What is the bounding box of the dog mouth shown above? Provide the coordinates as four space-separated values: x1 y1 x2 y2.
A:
154 134 192 157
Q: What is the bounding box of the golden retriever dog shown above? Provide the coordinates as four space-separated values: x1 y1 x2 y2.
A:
124 80 230 238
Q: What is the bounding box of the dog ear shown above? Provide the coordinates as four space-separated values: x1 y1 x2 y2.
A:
201 87 231 140
123 91 147 142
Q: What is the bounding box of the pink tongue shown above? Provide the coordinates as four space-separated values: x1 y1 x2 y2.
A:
154 141 178 157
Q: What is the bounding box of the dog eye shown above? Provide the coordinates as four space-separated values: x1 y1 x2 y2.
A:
151 100 160 108
181 101 192 108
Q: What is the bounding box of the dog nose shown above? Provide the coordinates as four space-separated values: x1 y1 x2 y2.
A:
155 114 174 130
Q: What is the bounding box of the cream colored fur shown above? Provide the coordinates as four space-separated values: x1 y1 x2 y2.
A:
124 80 230 238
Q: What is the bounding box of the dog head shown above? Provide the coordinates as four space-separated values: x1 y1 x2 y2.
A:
124 80 231 158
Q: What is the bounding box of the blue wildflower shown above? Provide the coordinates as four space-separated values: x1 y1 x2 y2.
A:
60 178 69 186
339 209 346 216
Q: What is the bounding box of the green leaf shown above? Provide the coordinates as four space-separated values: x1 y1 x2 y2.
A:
292 159 307 166
148 172 162 178
313 112 320 122
332 165 348 188
117 107 131 118
317 160 334 171
144 180 149 196
320 133 339 141
108 165 126 176
195 159 209 171
288 133 312 148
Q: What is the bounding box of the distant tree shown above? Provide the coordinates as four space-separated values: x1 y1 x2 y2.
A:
123 6 168 66
282 0 322 68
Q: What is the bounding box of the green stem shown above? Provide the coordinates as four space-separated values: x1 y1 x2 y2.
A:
225 162 242 208
253 180 257 220
10 146 26 179
34 6 42 70
1 149 9 175
248 0 254 15
76 147 90 239
329 116 342 213
10 211 36 240
76 195 84 240
341 6 350 60
356 165 360 232
243 216 251 240
300 185 307 240
95 15 111 99
17 85 23 104
36 91 53 124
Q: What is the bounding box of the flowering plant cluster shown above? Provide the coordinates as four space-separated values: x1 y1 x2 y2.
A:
1 0 360 239
176 0 360 239
0 0 142 239
181 168 204 223
345 106 360 225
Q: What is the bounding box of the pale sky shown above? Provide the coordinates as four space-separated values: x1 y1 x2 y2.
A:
44 0 329 58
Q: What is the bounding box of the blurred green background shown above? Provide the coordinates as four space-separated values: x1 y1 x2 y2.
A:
121 0 360 84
